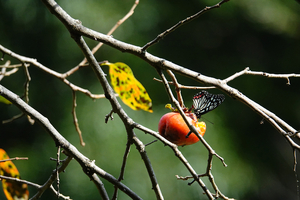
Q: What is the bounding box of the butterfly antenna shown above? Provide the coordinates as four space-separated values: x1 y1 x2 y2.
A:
201 116 214 125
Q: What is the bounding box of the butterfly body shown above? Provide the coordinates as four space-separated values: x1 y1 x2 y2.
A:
193 90 225 119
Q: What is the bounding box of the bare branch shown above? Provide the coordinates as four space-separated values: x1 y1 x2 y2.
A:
0 157 28 163
2 1 298 199
1 68 18 77
30 156 72 200
224 67 300 84
71 91 85 146
63 0 139 77
105 109 114 123
0 44 104 100
112 140 132 200
166 70 185 108
159 69 226 165
0 63 23 68
0 61 19 81
131 135 164 200
55 146 61 197
2 113 24 124
0 43 103 142
90 173 110 200
157 69 229 199
142 0 230 51
0 175 40 189
153 77 216 90
22 62 35 125
89 0 139 56
0 172 71 200
0 84 142 200
219 83 300 150
71 32 165 199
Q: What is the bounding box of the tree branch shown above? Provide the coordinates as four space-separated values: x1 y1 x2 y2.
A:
2 0 298 199
0 84 142 200
0 44 104 100
63 0 139 77
141 0 230 51
30 156 72 200
224 67 300 84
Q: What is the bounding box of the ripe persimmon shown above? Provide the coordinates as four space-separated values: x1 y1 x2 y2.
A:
158 112 206 146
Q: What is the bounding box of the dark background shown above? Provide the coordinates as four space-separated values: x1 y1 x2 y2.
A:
1 0 300 199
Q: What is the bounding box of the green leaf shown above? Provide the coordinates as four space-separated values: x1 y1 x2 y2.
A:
0 95 12 105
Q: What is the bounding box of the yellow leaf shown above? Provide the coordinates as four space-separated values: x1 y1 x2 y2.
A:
0 149 29 200
101 62 153 113
0 95 12 105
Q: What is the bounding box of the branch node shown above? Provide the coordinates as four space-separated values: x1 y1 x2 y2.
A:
0 51 4 61
105 109 114 123
286 77 291 85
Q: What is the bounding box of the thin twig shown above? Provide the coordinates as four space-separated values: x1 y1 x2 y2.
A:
0 64 6 81
2 113 24 124
66 33 143 199
56 146 61 197
0 63 23 68
145 140 157 146
294 149 298 172
221 82 300 151
159 69 227 166
90 173 110 200
0 175 40 188
157 69 216 199
90 0 139 55
131 134 164 200
224 67 300 84
142 0 230 51
72 91 85 146
0 157 28 163
294 149 300 200
158 69 231 199
0 1 138 146
50 185 72 200
166 70 185 108
112 140 132 200
30 156 73 200
0 173 71 200
14 1 300 200
0 61 19 80
1 68 19 77
153 77 216 90
22 63 35 124
1 75 141 200
39 0 300 153
63 0 139 77
1 62 34 124
105 109 114 123
0 44 104 100
0 61 9 81
205 153 229 200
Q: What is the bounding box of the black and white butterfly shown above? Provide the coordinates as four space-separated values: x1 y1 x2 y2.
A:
192 90 225 119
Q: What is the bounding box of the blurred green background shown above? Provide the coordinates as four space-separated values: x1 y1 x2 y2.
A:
1 0 300 199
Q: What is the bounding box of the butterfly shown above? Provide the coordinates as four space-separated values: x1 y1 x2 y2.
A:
192 90 225 119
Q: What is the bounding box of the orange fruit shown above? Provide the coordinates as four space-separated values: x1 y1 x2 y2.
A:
158 112 206 146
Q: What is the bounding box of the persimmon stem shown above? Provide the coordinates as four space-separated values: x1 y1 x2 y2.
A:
167 70 185 108
185 131 192 138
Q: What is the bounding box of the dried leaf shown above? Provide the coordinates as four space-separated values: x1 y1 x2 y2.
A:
0 149 29 200
102 62 153 113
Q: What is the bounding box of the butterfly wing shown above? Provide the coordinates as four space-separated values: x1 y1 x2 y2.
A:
193 91 225 119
